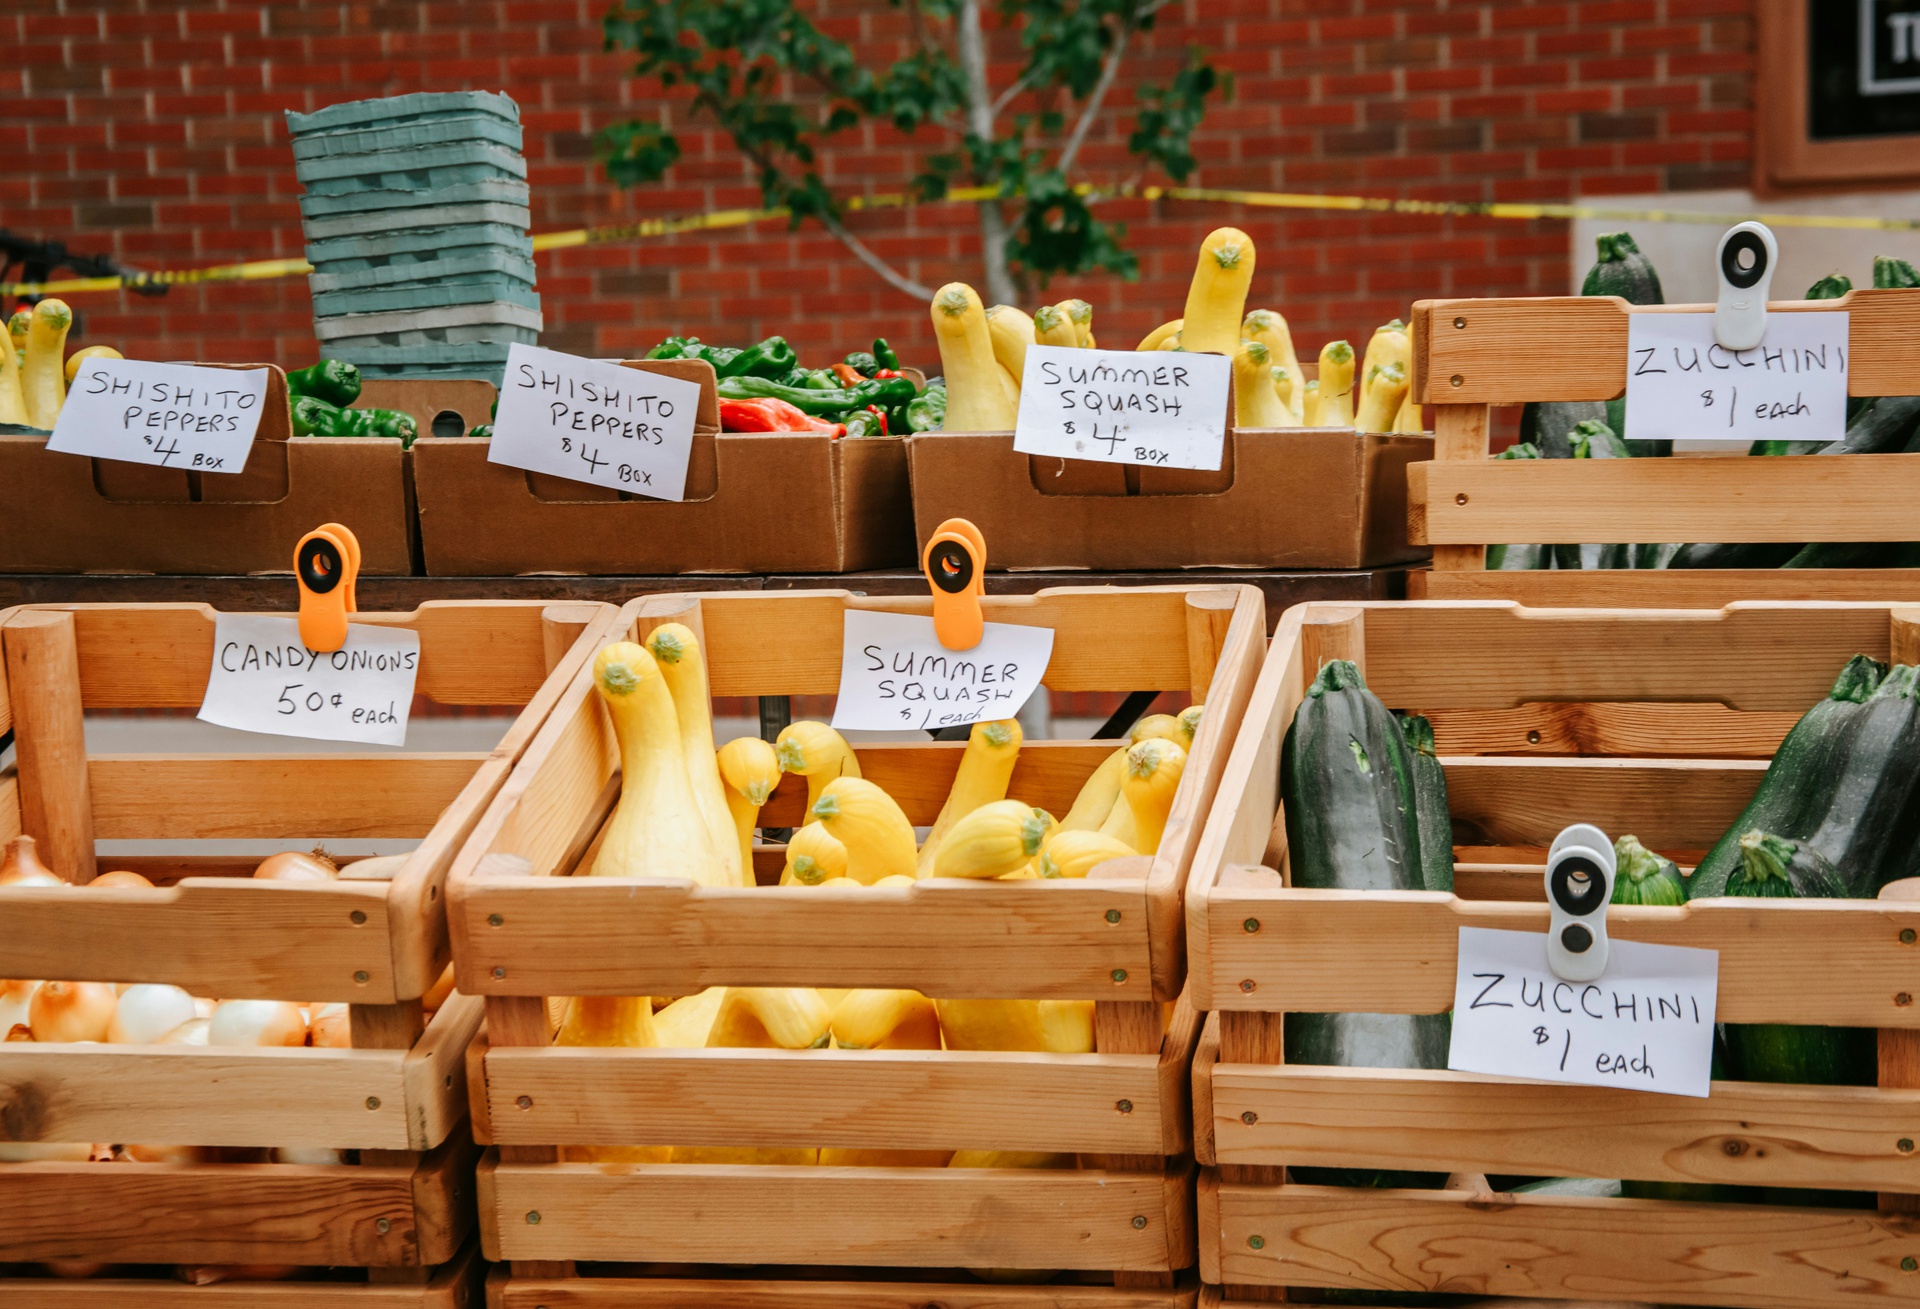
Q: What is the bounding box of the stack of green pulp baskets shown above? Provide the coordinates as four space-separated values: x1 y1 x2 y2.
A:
286 90 540 386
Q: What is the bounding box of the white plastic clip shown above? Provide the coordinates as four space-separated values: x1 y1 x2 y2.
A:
1544 823 1615 982
1714 221 1777 352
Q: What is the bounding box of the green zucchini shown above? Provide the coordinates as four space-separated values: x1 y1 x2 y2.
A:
1570 418 1629 459
1800 664 1920 895
1581 231 1665 304
1666 540 1803 569
1611 834 1686 906
1582 233 1669 456
1781 542 1897 569
1689 655 1887 897
1632 542 1679 569
1282 661 1448 1188
1806 272 1853 300
1519 400 1607 460
1875 255 1920 289
1398 714 1453 893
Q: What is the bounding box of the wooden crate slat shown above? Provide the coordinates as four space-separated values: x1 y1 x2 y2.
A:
88 753 484 840
1424 701 1800 758
461 875 1156 999
1413 289 1920 404
1209 1178 1920 1307
1441 755 1765 849
0 1043 413 1150
691 589 1208 697
479 1155 1182 1270
55 602 560 709
1206 883 1920 1025
1211 1063 1920 1191
491 1274 1195 1309
0 1242 481 1307
1360 601 1896 712
481 1045 1165 1153
0 1155 436 1267
0 878 400 1000
1419 454 1920 546
1415 567 1920 607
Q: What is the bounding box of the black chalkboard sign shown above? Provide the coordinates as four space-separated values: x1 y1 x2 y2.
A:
1810 0 1920 140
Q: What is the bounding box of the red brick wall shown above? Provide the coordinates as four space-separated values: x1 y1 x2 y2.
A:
5 0 1753 372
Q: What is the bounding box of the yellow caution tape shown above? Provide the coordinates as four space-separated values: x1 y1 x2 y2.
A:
7 185 1919 296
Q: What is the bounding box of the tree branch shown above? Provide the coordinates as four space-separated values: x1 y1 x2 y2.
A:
991 65 1042 120
819 210 936 300
1057 19 1132 176
955 0 1017 304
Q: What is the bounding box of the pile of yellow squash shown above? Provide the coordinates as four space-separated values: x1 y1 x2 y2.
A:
926 227 1425 436
559 627 1202 1171
0 298 123 430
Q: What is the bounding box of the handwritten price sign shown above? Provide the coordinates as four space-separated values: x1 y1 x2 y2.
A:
1624 311 1849 445
830 610 1055 733
487 343 701 499
47 359 268 472
197 613 420 746
1013 345 1231 471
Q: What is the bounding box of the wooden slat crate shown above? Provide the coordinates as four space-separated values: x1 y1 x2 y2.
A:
0 599 613 1306
1405 288 1920 606
446 584 1267 1308
1186 599 1920 1308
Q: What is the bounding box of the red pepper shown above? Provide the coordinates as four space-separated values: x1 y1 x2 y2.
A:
865 404 889 435
721 396 845 437
874 368 901 379
829 361 865 387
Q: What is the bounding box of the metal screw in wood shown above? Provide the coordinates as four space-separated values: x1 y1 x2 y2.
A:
1899 1138 1914 1153
1903 928 1916 944
354 970 370 983
1116 1099 1134 1114
366 1096 381 1110
1527 730 1542 744
517 1095 533 1110
1455 493 1468 505
376 1218 391 1234
1239 979 1256 992
1248 1235 1265 1250
1105 909 1121 923
1242 1111 1257 1124
1906 1256 1918 1272
489 913 504 927
527 1211 541 1224
493 966 506 978
350 910 366 924
1132 1215 1148 1229
1450 374 1464 387
1900 993 1914 1007
1111 969 1127 982
1243 918 1259 933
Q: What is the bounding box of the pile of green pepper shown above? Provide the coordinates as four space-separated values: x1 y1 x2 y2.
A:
285 358 420 447
647 333 946 435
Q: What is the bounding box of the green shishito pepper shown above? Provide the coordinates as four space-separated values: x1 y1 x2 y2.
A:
873 337 900 371
645 335 694 360
644 335 797 380
718 374 916 417
286 359 362 408
906 382 946 432
292 396 419 447
843 350 879 377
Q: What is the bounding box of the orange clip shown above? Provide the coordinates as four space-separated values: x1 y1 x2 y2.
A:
923 517 986 651
295 523 361 654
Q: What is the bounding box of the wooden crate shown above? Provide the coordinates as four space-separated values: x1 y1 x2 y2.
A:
0 1243 484 1308
0 599 614 1299
446 584 1267 1295
1406 288 1920 606
485 1266 1199 1309
1186 599 1920 1308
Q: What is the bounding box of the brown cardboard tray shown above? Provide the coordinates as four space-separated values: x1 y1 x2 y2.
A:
0 365 413 575
411 360 914 576
906 427 1430 571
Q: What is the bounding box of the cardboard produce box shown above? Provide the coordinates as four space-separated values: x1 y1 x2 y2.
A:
411 358 915 575
0 363 414 575
907 426 1431 571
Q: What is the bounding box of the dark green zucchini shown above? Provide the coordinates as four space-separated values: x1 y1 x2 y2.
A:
1581 231 1665 304
1611 834 1686 906
1781 542 1898 569
1398 714 1454 893
1689 655 1887 897
1800 664 1920 895
1519 400 1608 460
1824 395 1920 454
1282 661 1448 1189
1806 272 1853 300
1666 540 1803 569
1875 255 1920 289
1632 542 1680 569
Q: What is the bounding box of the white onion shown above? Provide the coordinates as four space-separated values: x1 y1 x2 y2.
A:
178 1265 303 1286
308 1003 351 1049
89 869 154 889
159 1018 210 1046
107 985 198 1044
337 854 409 881
29 980 118 1042
207 1000 308 1048
0 979 39 1032
38 1260 109 1279
0 835 64 887
253 851 337 882
272 1146 345 1165
193 997 215 1019
121 1142 210 1163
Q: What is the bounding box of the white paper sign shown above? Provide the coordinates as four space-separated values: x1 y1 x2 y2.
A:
1625 311 1849 444
830 610 1055 733
47 358 268 472
198 613 419 747
1013 345 1231 471
1447 926 1718 1098
488 342 701 500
